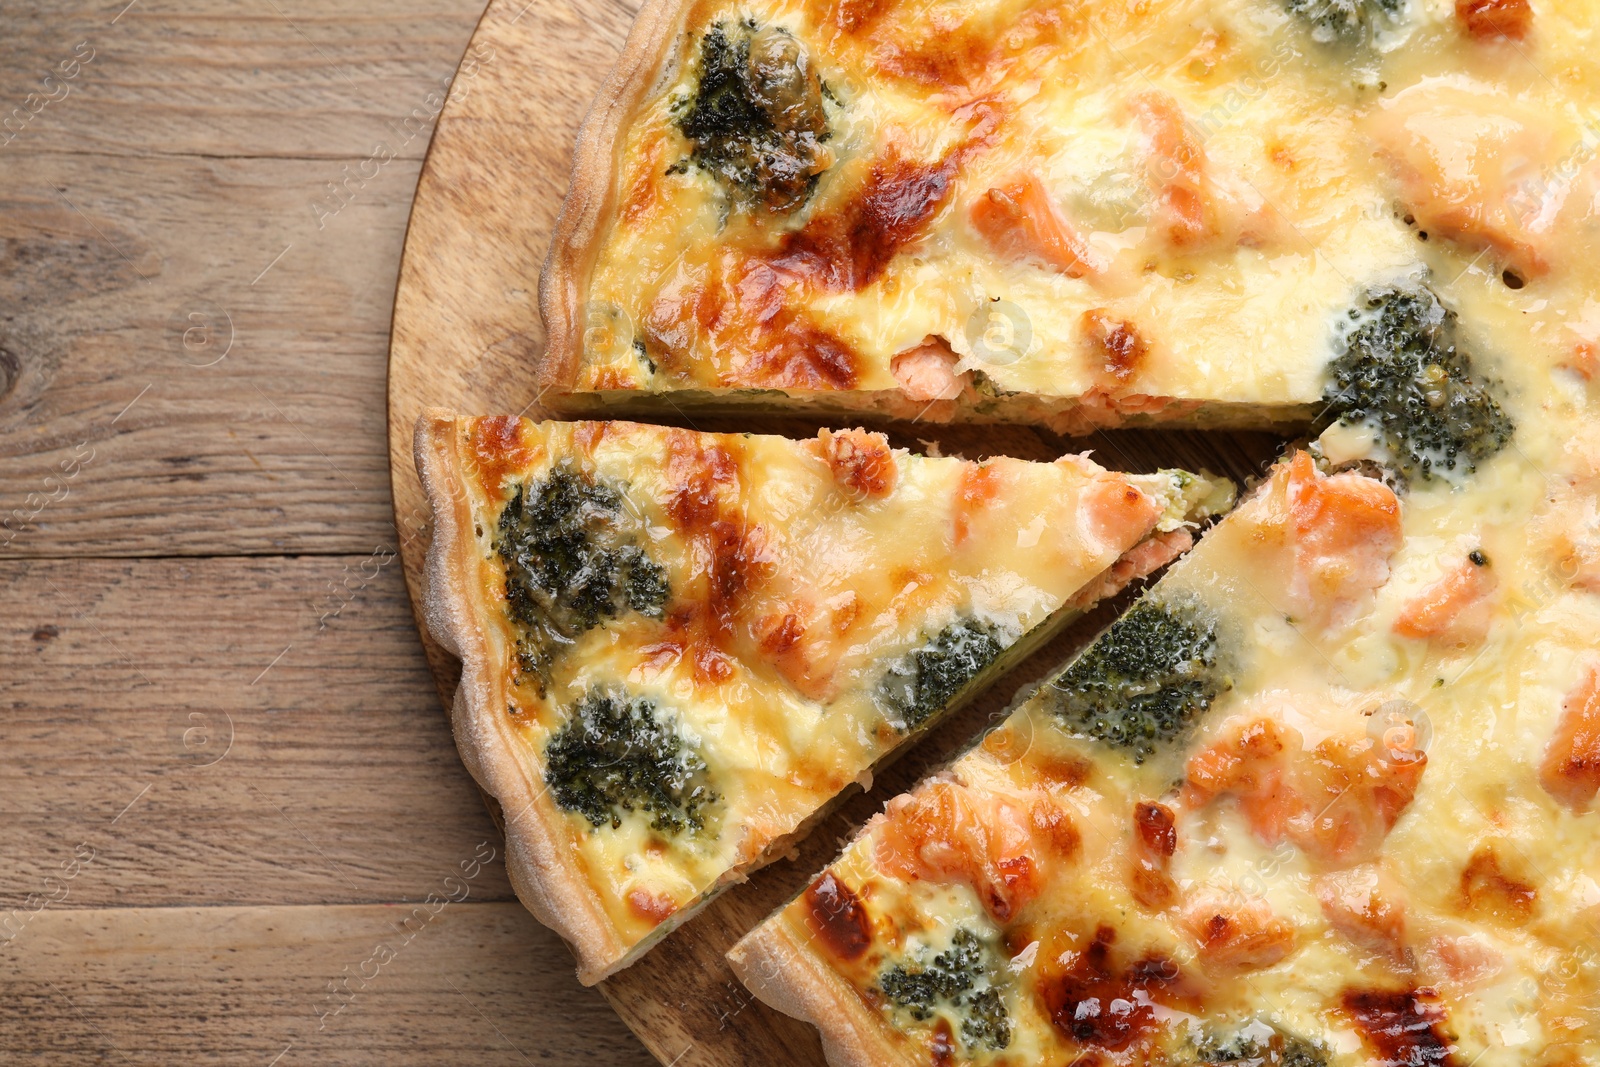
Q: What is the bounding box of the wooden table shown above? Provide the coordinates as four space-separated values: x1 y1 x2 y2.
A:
0 2 653 1062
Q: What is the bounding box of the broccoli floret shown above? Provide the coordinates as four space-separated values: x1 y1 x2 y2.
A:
1191 1027 1330 1066
1320 285 1515 484
1044 600 1224 764
875 617 1008 732
676 21 831 213
496 464 669 692
544 690 716 835
960 987 1012 1052
1281 1037 1331 1067
878 929 1012 1052
1285 0 1405 42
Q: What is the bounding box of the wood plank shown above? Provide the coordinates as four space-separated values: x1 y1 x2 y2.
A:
0 555 513 907
0 0 486 160
0 903 651 1065
0 150 424 557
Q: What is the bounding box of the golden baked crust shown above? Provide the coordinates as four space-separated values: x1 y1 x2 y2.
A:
416 410 630 978
728 916 917 1067
538 0 692 403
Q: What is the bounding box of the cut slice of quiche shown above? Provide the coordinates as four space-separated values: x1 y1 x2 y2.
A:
415 413 1226 982
731 359 1600 1065
536 0 1523 429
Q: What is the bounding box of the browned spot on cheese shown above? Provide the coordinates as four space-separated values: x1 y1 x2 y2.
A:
1082 309 1148 387
621 136 669 227
810 0 1068 92
930 1018 955 1066
807 0 892 38
803 872 872 961
1458 847 1537 925
1128 801 1179 910
1033 750 1093 789
572 421 612 456
878 8 1066 91
727 259 862 388
709 520 769 639
759 611 805 655
770 100 1003 292
830 590 861 636
1039 926 1190 1053
586 364 635 391
651 257 861 391
1456 0 1532 40
1031 802 1082 859
1133 801 1176 858
1342 988 1458 1066
752 313 861 390
822 428 898 498
665 432 738 531
663 432 775 641
693 644 736 685
775 147 961 291
626 887 678 925
1129 861 1178 911
644 614 739 688
468 416 536 494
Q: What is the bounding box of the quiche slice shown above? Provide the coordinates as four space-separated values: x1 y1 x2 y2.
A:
535 0 1546 429
730 356 1600 1065
414 413 1225 982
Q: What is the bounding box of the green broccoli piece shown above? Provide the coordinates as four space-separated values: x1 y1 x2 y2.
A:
1044 599 1224 764
1280 1037 1331 1067
1191 1027 1330 1066
1320 284 1515 483
875 617 1008 732
1285 0 1405 42
544 690 716 835
676 21 831 212
496 464 669 692
960 987 1012 1052
878 929 1012 1052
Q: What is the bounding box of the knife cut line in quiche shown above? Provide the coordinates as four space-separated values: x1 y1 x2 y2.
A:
414 413 1226 982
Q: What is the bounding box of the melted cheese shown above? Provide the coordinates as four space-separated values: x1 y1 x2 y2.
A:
729 6 1600 1061
565 0 1600 424
447 418 1204 957
760 428 1600 1064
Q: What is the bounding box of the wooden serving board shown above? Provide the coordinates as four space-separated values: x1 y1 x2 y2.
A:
386 2 1284 1063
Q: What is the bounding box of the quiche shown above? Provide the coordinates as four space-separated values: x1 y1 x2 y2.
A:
413 412 1223 982
717 4 1600 1049
537 0 1600 429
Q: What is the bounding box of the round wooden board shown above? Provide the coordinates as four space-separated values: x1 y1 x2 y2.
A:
386 2 1286 1063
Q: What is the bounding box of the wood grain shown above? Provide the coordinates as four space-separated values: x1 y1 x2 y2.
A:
2 1 653 1062
0 903 644 1065
0 0 495 559
0 1 484 159
0 556 515 908
386 2 1286 1065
